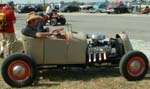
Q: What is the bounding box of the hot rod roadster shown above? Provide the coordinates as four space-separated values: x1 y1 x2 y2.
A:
1 25 149 87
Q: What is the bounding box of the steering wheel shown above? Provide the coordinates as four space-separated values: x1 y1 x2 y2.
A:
52 28 64 34
50 28 69 40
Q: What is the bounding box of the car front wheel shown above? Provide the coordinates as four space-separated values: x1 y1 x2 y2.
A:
119 51 149 81
1 54 37 87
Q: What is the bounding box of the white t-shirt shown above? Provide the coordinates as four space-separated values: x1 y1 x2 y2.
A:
46 6 53 14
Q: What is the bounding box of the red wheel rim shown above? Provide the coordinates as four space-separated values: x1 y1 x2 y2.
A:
127 57 145 77
8 60 31 81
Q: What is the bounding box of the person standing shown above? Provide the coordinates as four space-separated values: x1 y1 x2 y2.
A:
0 1 16 57
45 4 54 14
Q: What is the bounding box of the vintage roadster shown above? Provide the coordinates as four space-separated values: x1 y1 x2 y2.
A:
1 25 149 87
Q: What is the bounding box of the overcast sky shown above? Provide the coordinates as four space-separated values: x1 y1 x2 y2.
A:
1 0 126 4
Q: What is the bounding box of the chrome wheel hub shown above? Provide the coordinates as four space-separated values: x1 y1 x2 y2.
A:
130 60 141 72
13 65 25 77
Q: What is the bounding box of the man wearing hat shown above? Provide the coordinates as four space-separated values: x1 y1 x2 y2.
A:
22 12 65 38
0 1 16 56
22 13 50 38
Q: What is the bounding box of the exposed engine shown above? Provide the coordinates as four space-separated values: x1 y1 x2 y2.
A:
87 33 124 63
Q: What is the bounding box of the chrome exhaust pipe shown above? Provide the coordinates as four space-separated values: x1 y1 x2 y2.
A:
99 51 101 61
88 47 92 62
104 52 107 60
93 52 96 62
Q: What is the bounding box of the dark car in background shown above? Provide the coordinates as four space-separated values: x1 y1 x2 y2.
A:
17 5 35 13
16 4 44 13
113 4 129 14
105 4 130 14
60 5 80 12
32 4 44 12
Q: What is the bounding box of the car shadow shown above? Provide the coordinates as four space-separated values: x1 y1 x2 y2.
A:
143 72 150 80
37 67 121 82
30 82 60 88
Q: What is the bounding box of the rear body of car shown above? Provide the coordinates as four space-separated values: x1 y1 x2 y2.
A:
17 4 44 13
80 5 93 10
106 4 131 14
114 4 129 14
60 5 80 12
1 26 149 87
17 5 35 13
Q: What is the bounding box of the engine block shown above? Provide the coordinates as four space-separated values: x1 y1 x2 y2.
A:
87 40 111 63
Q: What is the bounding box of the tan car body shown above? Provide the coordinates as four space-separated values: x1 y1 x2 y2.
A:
22 31 87 65
12 30 133 65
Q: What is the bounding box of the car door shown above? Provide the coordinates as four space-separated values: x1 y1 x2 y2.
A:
44 38 68 64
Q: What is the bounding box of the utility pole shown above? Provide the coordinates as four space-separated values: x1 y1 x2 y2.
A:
43 0 45 6
30 0 31 5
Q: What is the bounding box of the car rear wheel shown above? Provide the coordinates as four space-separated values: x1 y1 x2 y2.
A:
51 19 57 26
119 51 149 81
60 18 66 25
1 54 37 87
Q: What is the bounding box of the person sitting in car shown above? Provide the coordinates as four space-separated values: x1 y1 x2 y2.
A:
22 12 65 39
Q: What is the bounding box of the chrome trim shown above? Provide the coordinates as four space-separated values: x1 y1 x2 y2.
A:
99 52 101 61
13 65 25 77
130 60 141 72
88 33 105 40
93 53 96 62
104 52 107 60
88 45 110 62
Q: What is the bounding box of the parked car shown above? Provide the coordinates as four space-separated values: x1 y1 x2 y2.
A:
60 5 80 12
142 6 150 14
16 5 35 13
113 4 129 14
80 5 93 10
98 8 114 13
32 4 44 12
93 2 109 12
104 4 128 14
16 4 44 13
1 25 149 87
